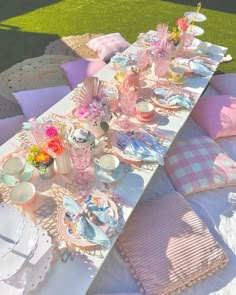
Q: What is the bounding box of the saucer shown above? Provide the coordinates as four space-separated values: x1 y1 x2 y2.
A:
167 75 186 85
0 163 34 187
94 164 124 183
136 112 156 122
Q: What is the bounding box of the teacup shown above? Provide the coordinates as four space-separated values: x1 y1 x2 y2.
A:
94 154 120 175
1 157 25 179
114 66 127 83
10 182 36 206
136 101 155 119
169 67 185 82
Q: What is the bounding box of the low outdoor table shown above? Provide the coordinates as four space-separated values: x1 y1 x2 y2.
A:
0 30 227 294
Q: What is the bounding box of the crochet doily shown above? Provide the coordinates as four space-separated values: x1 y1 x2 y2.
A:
0 54 76 103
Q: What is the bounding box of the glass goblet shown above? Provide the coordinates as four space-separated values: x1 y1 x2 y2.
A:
154 51 170 86
70 142 91 185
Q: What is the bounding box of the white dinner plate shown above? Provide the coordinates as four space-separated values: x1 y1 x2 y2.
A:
0 226 52 294
184 11 207 22
187 25 204 36
0 203 24 258
0 216 38 280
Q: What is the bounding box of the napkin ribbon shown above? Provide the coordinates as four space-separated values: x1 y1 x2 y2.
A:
63 196 121 248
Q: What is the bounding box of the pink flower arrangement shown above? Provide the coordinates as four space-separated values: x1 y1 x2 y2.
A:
74 98 111 123
176 17 189 32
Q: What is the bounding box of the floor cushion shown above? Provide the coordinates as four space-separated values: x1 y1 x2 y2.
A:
165 136 236 197
191 95 236 140
13 86 71 120
210 74 236 97
61 59 106 89
86 33 130 61
117 192 228 295
0 115 24 146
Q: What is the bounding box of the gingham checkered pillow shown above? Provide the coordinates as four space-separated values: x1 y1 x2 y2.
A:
165 136 236 196
86 33 130 61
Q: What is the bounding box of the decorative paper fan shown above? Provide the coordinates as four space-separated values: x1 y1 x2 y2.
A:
77 77 104 108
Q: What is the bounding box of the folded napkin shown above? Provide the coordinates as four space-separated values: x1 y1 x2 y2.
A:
116 131 166 164
189 59 213 76
160 94 194 110
63 196 121 248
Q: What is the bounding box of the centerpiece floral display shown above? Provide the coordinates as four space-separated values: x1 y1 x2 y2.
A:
169 17 189 45
73 77 111 137
27 145 55 178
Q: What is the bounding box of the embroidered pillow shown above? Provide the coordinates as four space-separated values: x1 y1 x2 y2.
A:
60 59 106 89
118 192 228 295
13 86 71 120
165 136 236 196
0 115 24 146
86 33 130 61
210 74 236 97
191 95 236 139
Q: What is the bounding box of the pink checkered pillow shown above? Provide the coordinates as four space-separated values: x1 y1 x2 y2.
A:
165 136 236 196
210 74 236 97
86 33 130 61
191 95 236 139
0 115 24 146
60 59 106 88
118 192 227 295
13 86 71 120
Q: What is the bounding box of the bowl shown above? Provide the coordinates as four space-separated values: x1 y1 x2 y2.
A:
10 182 36 206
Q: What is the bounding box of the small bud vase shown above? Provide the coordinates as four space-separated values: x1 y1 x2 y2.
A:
55 148 72 174
38 160 55 180
83 120 105 138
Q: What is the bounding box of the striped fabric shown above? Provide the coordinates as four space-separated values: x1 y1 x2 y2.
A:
117 192 228 295
165 136 236 196
13 86 71 120
210 73 236 97
86 33 130 61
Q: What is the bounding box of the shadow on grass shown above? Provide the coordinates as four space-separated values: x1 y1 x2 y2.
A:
0 24 59 72
161 0 236 14
0 0 62 22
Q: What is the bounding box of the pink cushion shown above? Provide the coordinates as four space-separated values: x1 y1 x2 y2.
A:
60 59 106 89
210 74 236 96
86 33 130 61
191 95 236 139
165 136 236 196
0 115 24 146
13 86 71 120
118 192 228 295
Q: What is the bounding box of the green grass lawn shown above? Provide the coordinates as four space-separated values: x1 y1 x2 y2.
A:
0 0 235 73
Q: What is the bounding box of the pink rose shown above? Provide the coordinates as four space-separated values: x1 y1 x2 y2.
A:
47 137 64 156
176 17 189 32
74 107 89 118
45 126 58 138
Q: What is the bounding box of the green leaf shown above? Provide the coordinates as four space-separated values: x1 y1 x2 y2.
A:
100 121 109 133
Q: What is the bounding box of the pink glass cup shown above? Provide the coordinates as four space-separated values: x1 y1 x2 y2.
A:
137 49 149 71
70 142 91 171
181 31 195 48
156 23 169 45
154 52 170 83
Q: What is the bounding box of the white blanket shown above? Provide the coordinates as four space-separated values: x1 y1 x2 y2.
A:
89 113 236 294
